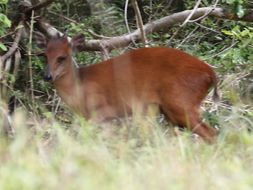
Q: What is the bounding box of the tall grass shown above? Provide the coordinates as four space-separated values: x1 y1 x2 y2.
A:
0 94 253 190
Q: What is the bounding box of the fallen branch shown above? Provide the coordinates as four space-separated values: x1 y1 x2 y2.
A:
35 7 253 52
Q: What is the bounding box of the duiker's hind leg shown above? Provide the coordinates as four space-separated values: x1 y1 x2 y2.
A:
161 106 217 143
187 112 217 143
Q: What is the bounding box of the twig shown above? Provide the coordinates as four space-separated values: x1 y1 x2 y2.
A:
28 11 35 106
205 40 238 59
124 0 137 46
181 0 202 27
88 29 112 39
188 0 220 22
48 10 79 24
131 0 148 47
176 26 199 48
168 0 202 45
0 30 17 41
194 22 221 34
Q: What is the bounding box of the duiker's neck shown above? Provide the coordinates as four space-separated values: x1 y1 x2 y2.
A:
53 59 83 110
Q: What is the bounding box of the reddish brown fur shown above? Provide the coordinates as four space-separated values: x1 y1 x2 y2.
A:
44 35 219 143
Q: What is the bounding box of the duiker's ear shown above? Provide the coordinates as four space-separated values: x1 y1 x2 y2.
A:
71 34 85 52
34 32 48 49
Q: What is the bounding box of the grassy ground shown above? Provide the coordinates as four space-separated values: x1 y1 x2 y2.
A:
0 95 253 190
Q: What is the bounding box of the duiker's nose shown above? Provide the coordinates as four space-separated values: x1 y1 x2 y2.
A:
44 73 52 81
44 65 52 81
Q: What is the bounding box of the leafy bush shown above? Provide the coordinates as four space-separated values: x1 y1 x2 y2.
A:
0 0 11 51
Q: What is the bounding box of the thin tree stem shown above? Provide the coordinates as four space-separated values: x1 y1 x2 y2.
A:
28 10 35 106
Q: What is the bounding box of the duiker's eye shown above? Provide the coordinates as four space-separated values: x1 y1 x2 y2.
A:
57 56 67 63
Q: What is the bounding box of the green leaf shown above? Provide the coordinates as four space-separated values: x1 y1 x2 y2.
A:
222 30 234 36
236 4 245 18
0 0 8 4
0 13 11 27
4 15 11 27
0 43 7 51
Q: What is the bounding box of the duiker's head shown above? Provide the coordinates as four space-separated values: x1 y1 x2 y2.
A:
38 33 85 81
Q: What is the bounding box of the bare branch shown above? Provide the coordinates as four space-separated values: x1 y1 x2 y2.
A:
25 0 55 13
189 0 220 22
35 7 253 52
181 0 202 27
124 0 137 46
131 0 148 46
85 7 253 51
48 11 79 24
0 30 17 40
1 22 24 63
88 29 112 39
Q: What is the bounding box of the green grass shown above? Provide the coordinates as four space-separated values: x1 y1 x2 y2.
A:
0 99 253 190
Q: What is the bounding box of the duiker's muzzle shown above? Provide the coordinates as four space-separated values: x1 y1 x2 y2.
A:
44 65 52 81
